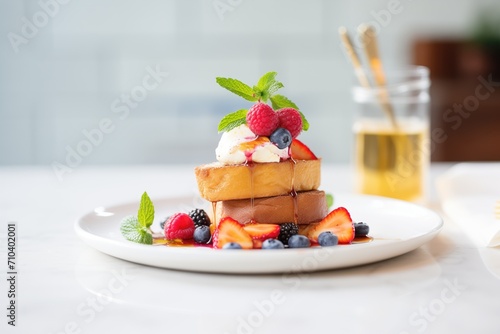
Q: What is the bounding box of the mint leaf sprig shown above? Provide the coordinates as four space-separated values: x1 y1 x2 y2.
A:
326 193 334 210
120 191 155 244
215 77 256 102
217 109 248 133
216 72 309 133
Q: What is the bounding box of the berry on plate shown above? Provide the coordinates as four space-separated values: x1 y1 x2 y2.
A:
288 234 311 248
262 238 285 249
276 107 303 139
189 208 211 227
270 128 292 149
317 231 339 247
354 222 370 237
252 239 263 249
242 223 280 240
223 242 242 249
213 217 253 249
277 222 299 245
290 139 317 160
159 216 171 230
193 225 212 244
163 213 195 241
246 102 279 136
307 207 354 244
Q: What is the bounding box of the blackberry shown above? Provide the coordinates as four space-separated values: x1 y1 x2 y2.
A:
188 208 211 227
278 222 299 245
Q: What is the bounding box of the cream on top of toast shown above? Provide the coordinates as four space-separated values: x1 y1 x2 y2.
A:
215 124 289 164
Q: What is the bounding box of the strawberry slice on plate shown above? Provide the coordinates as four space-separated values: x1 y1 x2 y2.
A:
290 139 317 160
243 223 280 240
213 217 253 249
252 240 263 249
307 207 355 244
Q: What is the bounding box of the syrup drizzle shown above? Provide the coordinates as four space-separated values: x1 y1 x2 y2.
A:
240 137 262 223
289 158 299 224
352 236 374 244
238 137 270 156
211 201 217 226
246 160 256 224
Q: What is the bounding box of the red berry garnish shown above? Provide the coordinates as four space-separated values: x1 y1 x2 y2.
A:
307 207 354 244
164 213 195 240
246 102 279 136
212 217 253 249
276 108 302 139
290 139 317 160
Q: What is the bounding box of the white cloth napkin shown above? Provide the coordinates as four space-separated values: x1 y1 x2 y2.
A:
436 163 500 248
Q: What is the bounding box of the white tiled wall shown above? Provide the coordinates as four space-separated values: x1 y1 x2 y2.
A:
1 0 498 166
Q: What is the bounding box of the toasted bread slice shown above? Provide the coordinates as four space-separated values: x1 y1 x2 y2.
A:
213 190 327 225
194 159 321 202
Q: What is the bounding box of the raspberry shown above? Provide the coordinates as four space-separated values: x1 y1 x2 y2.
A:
246 102 279 136
163 213 195 240
276 108 303 139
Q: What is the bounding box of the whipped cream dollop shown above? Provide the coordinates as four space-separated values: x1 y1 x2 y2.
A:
216 124 289 164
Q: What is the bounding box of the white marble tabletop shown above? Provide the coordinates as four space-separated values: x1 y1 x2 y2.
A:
1 163 499 334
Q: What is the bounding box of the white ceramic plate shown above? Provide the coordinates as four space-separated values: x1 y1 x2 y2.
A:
75 193 443 274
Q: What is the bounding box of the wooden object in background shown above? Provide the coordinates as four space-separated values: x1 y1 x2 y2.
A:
412 38 500 161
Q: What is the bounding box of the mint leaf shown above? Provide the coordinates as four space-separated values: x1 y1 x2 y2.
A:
216 77 257 102
256 72 277 91
299 111 310 131
218 109 247 133
120 215 153 245
270 94 310 131
267 80 284 97
326 193 334 209
269 93 299 110
255 72 284 102
138 192 155 228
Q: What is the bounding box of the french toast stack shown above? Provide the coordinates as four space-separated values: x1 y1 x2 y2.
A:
194 144 328 226
190 71 346 249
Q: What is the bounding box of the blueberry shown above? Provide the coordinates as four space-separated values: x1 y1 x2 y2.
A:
159 216 171 230
193 225 211 244
270 128 292 149
318 231 338 247
354 222 370 237
262 238 285 249
222 242 242 249
287 234 311 248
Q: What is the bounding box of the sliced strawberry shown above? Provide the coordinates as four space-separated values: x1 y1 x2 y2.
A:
252 239 263 249
290 139 317 160
213 217 253 249
307 207 354 244
243 223 280 240
298 222 318 237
